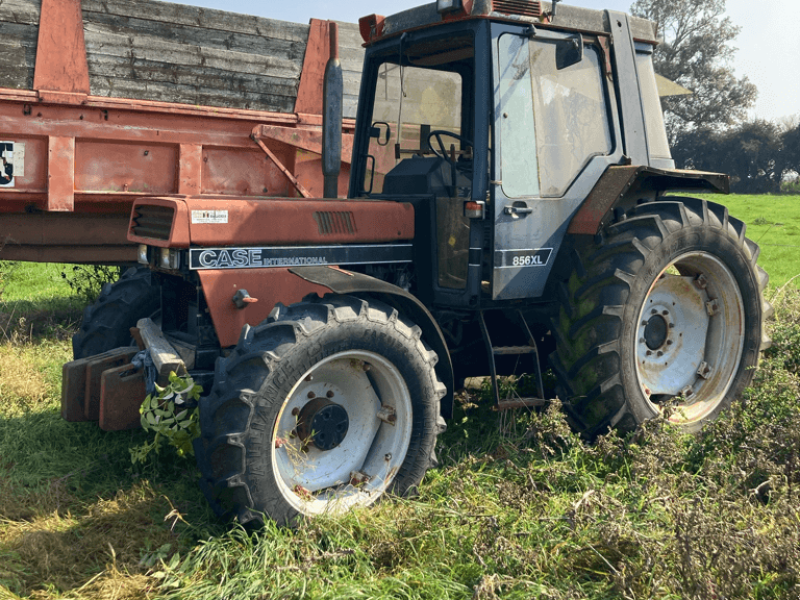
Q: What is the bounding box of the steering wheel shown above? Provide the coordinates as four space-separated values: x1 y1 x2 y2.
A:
426 130 474 164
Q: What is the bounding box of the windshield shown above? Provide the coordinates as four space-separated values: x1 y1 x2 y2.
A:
359 34 474 195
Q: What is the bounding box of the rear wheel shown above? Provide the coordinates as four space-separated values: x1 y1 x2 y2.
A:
551 198 772 436
71 267 160 359
194 295 446 526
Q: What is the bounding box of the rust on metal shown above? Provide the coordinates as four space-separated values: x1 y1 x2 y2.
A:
177 144 203 196
62 347 138 422
198 268 331 348
568 166 731 236
251 134 312 199
61 356 93 422
295 19 333 116
47 137 76 212
253 125 355 165
376 405 397 425
99 364 147 432
567 166 640 235
83 347 140 420
128 196 415 248
33 0 90 101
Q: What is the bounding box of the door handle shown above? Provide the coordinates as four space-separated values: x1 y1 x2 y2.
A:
504 203 533 217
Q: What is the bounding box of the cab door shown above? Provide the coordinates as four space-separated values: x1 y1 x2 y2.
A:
491 25 622 300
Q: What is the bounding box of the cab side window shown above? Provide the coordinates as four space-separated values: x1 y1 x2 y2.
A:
498 34 612 198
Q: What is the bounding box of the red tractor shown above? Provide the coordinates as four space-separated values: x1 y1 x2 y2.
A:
64 0 771 526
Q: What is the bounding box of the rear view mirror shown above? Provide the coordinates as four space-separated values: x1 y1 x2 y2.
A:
555 34 583 70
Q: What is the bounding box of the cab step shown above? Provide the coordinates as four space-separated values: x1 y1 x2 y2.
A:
478 309 546 410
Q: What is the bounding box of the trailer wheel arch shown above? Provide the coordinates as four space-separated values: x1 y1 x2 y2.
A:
289 266 454 420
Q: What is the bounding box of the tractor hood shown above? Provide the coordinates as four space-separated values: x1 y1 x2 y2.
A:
127 196 415 248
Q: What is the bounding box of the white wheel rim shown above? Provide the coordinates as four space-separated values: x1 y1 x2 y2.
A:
635 252 745 425
271 350 413 516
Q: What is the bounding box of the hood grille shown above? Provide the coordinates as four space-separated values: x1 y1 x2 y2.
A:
493 0 542 18
313 211 356 235
131 205 174 240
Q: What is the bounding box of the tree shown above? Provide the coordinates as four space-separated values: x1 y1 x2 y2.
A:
631 0 757 144
672 121 783 194
778 120 800 187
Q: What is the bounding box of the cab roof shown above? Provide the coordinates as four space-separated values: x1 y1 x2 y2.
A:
359 0 659 46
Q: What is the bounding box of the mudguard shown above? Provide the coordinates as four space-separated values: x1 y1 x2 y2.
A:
567 166 730 236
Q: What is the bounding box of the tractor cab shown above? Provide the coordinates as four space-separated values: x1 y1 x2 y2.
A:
351 0 670 306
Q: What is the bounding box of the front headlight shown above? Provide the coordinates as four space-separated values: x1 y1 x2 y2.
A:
159 247 180 270
138 244 149 265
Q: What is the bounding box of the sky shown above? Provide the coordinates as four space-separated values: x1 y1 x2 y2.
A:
181 0 800 124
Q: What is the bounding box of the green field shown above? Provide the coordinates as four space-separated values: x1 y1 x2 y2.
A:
699 193 800 291
1 195 799 600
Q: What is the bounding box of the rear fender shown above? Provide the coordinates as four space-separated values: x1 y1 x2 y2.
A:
567 166 729 236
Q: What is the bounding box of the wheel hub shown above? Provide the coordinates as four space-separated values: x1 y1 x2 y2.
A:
636 276 709 396
644 314 668 350
296 397 349 451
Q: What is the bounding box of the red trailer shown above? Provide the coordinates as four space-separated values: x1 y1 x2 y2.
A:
0 0 365 264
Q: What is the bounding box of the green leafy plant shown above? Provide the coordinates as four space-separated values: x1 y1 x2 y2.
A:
60 265 120 303
130 372 202 464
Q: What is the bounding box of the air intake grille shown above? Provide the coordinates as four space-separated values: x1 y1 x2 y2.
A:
493 0 542 18
131 204 174 240
313 211 356 235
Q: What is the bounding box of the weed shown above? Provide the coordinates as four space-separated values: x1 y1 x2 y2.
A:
60 265 120 304
1 215 800 600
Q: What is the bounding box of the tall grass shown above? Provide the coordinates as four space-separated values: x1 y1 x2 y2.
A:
1 212 800 600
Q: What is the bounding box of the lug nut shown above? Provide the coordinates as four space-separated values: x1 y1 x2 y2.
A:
651 309 658 315
694 274 708 289
669 323 675 329
326 390 335 398
385 453 392 461
291 407 300 416
667 340 673 345
639 338 646 344
657 351 663 357
662 310 669 316
646 350 652 356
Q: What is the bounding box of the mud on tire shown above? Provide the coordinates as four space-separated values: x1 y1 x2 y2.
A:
71 266 160 359
551 198 773 437
194 294 447 527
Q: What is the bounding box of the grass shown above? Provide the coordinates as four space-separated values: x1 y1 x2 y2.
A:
696 194 800 290
1 193 799 600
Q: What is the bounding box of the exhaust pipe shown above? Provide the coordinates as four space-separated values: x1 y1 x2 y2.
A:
322 21 343 198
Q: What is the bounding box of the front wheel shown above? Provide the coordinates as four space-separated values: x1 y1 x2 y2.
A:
194 295 446 527
72 266 160 359
552 198 773 436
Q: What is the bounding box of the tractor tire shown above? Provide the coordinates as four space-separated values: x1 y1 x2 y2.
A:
71 267 160 359
551 197 773 437
194 294 447 527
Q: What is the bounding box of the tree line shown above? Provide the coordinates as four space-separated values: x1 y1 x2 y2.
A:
632 0 799 193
